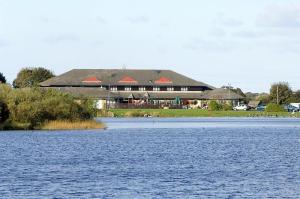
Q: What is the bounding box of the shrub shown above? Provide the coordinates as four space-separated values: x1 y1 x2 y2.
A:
0 100 9 123
222 104 233 111
6 88 94 128
0 84 12 102
266 103 284 112
208 101 222 111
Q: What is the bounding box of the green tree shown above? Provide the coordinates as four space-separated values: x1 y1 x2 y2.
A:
266 103 284 112
288 90 300 103
0 72 6 84
269 82 292 105
6 88 93 128
208 100 222 111
256 93 270 104
0 84 12 102
13 67 55 88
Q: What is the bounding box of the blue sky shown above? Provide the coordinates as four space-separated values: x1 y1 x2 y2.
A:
1 0 300 92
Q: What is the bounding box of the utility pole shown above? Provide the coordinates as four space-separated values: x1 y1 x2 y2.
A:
277 85 279 105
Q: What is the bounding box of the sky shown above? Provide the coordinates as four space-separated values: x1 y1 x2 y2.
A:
0 0 300 92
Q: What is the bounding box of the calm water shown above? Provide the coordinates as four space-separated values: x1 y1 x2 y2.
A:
0 118 300 198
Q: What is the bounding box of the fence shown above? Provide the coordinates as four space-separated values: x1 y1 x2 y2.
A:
111 103 184 109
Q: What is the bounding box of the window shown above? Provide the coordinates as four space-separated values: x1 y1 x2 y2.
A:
167 87 174 91
153 86 160 91
139 87 146 91
110 86 117 91
125 87 131 91
181 87 188 91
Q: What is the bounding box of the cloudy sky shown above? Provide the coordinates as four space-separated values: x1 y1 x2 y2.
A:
1 0 300 92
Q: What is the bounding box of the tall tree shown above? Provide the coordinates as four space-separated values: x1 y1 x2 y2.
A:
269 82 292 105
0 72 6 84
13 67 55 88
288 90 300 103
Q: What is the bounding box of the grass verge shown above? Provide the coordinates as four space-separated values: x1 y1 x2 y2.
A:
109 109 300 118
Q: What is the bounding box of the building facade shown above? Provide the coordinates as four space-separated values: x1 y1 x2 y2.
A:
40 69 244 109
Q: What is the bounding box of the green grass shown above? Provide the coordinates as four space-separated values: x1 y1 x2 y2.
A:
109 109 300 118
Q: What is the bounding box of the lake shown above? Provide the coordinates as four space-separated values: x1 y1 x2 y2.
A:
0 118 300 198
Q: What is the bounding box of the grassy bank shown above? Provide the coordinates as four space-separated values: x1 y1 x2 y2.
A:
109 109 300 118
0 120 105 130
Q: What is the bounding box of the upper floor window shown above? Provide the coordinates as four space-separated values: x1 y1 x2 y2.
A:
153 86 160 91
110 86 117 91
167 87 174 91
125 87 131 91
181 87 188 91
139 87 146 91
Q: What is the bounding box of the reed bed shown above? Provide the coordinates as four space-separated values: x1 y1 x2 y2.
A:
41 120 105 130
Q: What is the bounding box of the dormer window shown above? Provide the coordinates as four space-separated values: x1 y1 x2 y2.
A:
181 87 188 91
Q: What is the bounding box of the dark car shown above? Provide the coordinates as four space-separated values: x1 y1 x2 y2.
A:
256 105 266 111
284 105 299 112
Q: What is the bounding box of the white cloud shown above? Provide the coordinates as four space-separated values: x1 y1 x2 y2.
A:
214 13 243 27
95 16 107 24
232 30 263 39
44 33 80 44
0 38 8 47
126 16 150 24
257 4 300 28
209 27 227 37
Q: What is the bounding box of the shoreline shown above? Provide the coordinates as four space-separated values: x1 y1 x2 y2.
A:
0 120 106 131
101 109 300 118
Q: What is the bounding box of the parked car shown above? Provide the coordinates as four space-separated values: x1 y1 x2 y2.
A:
233 104 249 111
256 105 266 111
284 104 299 112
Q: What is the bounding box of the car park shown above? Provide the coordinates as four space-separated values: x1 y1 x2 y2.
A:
284 104 299 112
256 105 266 111
233 104 249 111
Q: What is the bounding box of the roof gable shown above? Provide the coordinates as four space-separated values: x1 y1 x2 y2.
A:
82 76 102 83
118 76 138 83
155 77 173 84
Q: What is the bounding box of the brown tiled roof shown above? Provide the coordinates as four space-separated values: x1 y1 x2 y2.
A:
40 69 214 89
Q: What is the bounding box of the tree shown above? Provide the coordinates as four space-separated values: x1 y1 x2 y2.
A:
13 67 55 88
0 72 6 84
269 82 292 105
208 100 222 111
266 103 284 112
288 90 300 103
6 88 93 128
